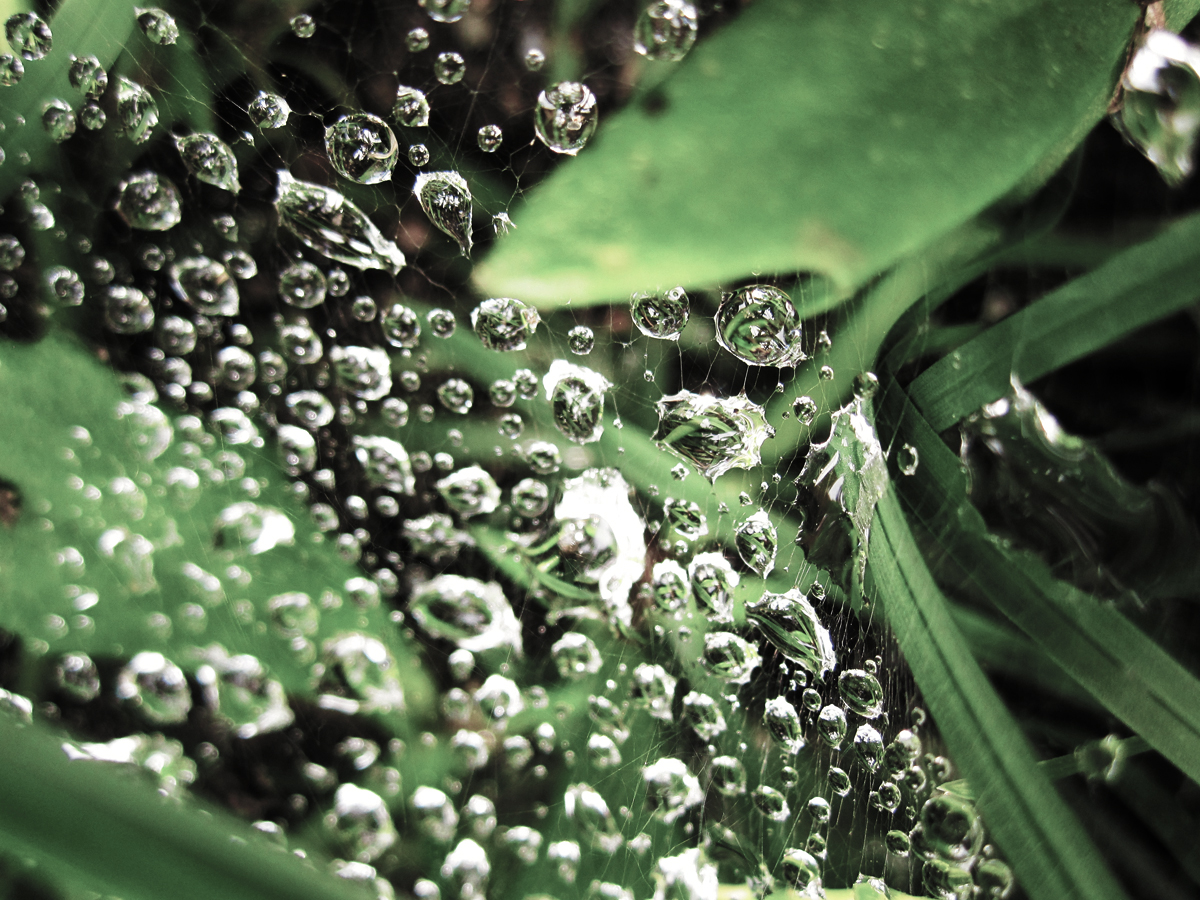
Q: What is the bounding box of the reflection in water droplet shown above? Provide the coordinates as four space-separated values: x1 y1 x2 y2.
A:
715 285 805 367
437 465 500 516
817 704 847 748
838 668 884 718
534 82 599 155
544 360 611 444
327 784 397 862
472 297 540 351
174 133 240 193
116 652 192 724
6 13 52 61
331 345 392 400
214 502 295 555
414 171 473 256
642 757 702 823
275 171 406 273
745 589 836 680
653 390 774 482
409 574 522 654
115 77 159 144
763 696 806 754
702 632 761 684
115 171 181 231
633 0 698 62
137 8 179 44
734 509 777 577
419 0 471 23
103 286 155 334
434 52 466 85
169 256 239 316
1116 30 1200 186
326 113 399 184
752 784 790 821
631 287 689 340
249 92 290 128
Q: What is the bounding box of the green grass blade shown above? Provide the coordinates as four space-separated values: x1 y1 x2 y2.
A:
878 382 1200 786
909 210 1200 431
869 487 1129 900
0 717 366 900
474 0 1164 306
0 0 139 201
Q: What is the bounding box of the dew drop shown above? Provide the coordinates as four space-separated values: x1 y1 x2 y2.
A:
115 171 181 231
414 170 473 256
326 113 399 185
174 132 240 193
633 0 698 62
534 82 599 155
715 285 805 367
5 13 52 61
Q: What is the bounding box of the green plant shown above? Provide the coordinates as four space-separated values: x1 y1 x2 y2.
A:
0 1 1199 900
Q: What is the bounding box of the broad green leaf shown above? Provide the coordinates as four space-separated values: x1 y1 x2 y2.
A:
877 381 1200 786
0 333 433 724
0 716 365 900
909 209 1200 431
0 0 139 201
473 0 1184 306
869 487 1129 900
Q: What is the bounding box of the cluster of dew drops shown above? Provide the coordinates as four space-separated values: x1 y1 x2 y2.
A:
0 3 1016 900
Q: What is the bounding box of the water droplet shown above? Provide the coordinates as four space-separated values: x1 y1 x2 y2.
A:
116 652 191 723
406 28 430 51
897 442 919 475
326 784 396 862
68 55 107 100
853 723 884 771
854 370 879 400
280 321 323 363
442 838 490 899
642 757 702 823
710 756 746 796
275 171 406 273
651 559 689 611
410 575 522 654
630 662 676 719
412 786 459 842
5 13 51 60
653 849 716 900
681 690 726 740
511 477 549 516
524 48 546 71
817 704 847 748
0 54 22 86
137 8 178 44
838 668 884 718
214 502 295 555
195 645 294 738
752 784 790 821
169 256 238 315
42 99 76 142
734 509 777 577
174 132 240 193
552 632 602 679
115 77 159 143
437 465 500 515
567 325 595 355
745 589 836 679
715 285 805 367
544 360 611 444
320 632 405 712
687 552 738 621
115 170 181 231
392 86 431 129
919 794 983 862
763 696 805 753
653 391 774 481
630 286 689 339
437 377 474 414
332 345 392 399
290 14 316 37
326 113 399 184
414 170 473 256
249 91 290 129
477 124 503 152
780 848 822 898
104 285 155 334
702 631 761 684
434 51 466 84
420 0 470 23
828 766 852 796
352 434 415 494
633 0 698 61
472 297 540 350
534 82 598 155
1116 30 1200 185
0 236 23 271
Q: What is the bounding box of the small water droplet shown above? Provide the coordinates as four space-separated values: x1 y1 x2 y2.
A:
633 0 698 61
414 170 473 256
326 112 399 184
534 82 598 155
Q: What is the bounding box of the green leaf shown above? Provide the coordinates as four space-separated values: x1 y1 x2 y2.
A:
877 382 1200 787
475 0 1152 306
869 487 1129 900
0 716 365 900
909 209 1200 431
0 0 140 202
0 333 433 723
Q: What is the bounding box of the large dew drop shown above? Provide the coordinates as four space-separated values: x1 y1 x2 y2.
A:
534 82 598 155
543 360 611 444
734 509 777 577
633 0 698 62
409 575 522 655
326 112 399 184
115 171 182 231
631 287 689 340
744 589 836 680
115 77 159 144
414 171 473 256
715 284 805 367
652 390 774 482
472 297 540 351
1115 30 1200 186
5 13 51 60
174 133 240 193
763 695 806 754
275 171 406 274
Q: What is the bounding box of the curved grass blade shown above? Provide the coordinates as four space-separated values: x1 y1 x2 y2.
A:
877 381 1200 786
475 0 1169 306
0 716 367 900
909 210 1200 431
869 487 1129 900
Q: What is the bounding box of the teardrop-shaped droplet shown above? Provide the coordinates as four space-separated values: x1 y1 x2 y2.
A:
275 171 406 273
734 509 777 577
174 132 240 193
688 552 739 621
1115 30 1200 186
744 588 836 680
414 170 473 256
653 390 774 482
393 85 430 126
838 668 884 719
817 704 847 748
763 696 806 754
137 8 179 44
752 784 790 821
534 82 598 155
115 77 159 144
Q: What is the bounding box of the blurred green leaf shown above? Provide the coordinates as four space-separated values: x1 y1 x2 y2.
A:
473 0 1199 307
